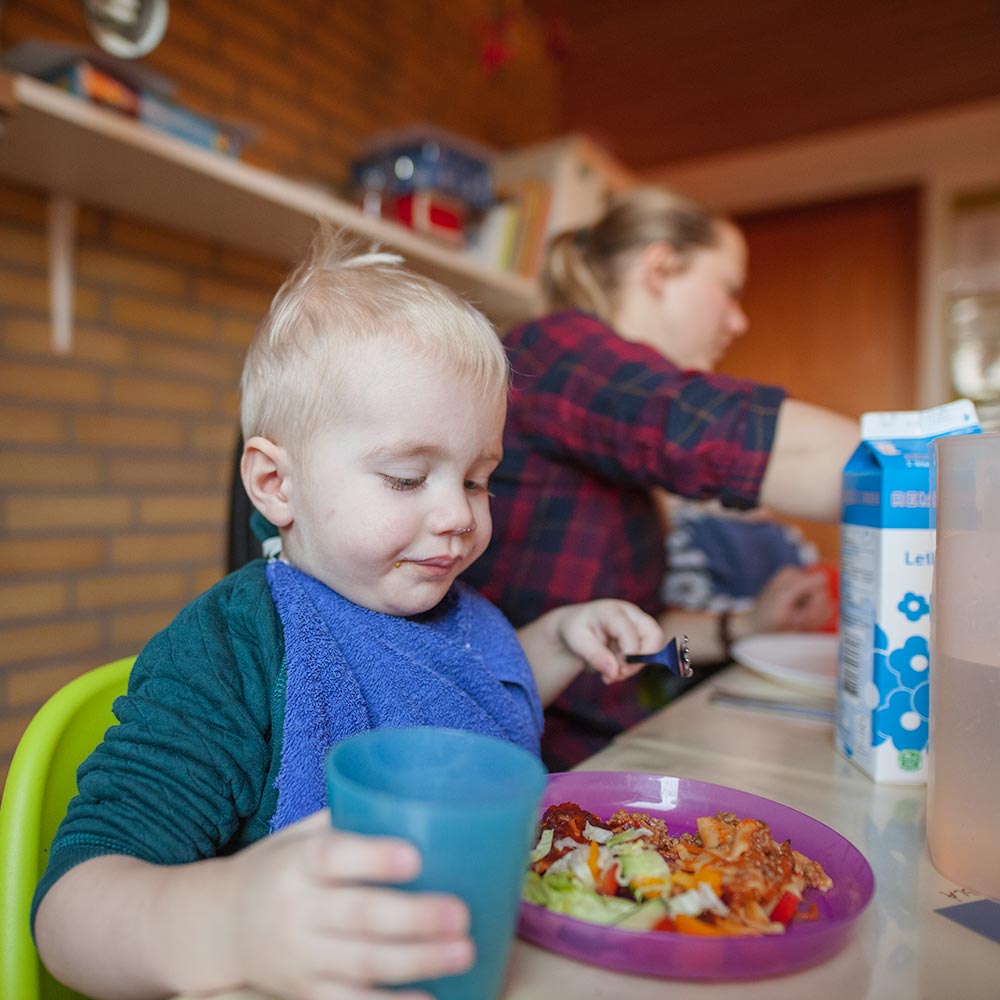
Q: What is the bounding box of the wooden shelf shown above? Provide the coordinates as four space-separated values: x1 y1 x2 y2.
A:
0 72 542 325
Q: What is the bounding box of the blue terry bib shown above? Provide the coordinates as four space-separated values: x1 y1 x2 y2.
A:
265 560 542 831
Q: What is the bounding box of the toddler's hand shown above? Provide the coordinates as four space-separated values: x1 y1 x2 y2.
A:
557 599 665 685
224 810 473 999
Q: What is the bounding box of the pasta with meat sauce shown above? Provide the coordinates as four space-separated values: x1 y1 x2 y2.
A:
523 802 833 936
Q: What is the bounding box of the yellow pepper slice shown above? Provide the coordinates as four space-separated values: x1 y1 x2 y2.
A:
675 913 723 936
671 871 696 890
630 875 667 900
673 868 723 893
695 868 723 893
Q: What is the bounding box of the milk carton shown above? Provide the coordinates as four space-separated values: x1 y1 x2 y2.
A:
836 400 980 783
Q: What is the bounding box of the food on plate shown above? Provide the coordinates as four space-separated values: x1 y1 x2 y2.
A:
522 801 833 936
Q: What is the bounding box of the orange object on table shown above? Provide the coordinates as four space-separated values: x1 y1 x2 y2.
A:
815 563 839 633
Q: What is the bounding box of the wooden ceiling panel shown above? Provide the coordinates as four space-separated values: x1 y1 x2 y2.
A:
531 0 1000 168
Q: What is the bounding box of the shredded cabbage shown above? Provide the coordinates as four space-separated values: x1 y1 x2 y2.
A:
529 828 554 864
666 883 729 918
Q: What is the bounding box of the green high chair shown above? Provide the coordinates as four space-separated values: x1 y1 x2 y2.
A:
0 656 135 1000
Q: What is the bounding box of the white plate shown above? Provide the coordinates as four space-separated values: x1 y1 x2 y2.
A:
730 633 839 693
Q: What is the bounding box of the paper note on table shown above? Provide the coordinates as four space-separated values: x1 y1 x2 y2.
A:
935 899 1000 944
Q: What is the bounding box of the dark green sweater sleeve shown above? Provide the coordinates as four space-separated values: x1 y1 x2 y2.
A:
33 561 286 922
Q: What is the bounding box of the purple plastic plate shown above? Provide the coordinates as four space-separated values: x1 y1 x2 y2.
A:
517 772 875 981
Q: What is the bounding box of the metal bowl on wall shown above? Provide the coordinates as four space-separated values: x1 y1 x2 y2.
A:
82 0 169 59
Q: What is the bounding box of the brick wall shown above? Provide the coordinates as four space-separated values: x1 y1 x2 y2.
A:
0 0 559 788
1 0 559 182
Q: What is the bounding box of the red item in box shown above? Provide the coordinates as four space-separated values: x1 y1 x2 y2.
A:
390 192 466 246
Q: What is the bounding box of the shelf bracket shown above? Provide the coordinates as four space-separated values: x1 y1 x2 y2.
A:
48 195 78 354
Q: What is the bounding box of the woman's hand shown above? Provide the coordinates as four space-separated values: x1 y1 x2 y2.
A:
749 565 834 634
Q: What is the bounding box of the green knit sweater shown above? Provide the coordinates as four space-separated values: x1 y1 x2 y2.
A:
33 561 286 922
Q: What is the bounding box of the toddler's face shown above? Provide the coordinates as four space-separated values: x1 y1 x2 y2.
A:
283 341 505 616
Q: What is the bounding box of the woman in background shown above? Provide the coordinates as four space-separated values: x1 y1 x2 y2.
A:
463 187 851 770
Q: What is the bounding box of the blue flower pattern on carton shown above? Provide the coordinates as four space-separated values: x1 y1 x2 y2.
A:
897 592 930 622
871 623 929 752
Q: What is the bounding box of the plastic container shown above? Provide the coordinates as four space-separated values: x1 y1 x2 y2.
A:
927 432 1000 899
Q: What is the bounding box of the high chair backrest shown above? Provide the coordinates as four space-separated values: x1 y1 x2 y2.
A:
0 656 135 1000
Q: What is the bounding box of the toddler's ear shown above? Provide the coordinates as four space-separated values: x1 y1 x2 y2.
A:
241 436 294 528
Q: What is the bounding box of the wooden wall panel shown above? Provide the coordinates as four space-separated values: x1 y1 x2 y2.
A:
720 187 921 561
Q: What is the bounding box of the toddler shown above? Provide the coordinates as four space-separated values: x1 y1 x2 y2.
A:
33 228 664 1000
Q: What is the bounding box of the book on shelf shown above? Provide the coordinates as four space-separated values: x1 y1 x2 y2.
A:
467 200 520 270
508 178 553 277
468 178 553 277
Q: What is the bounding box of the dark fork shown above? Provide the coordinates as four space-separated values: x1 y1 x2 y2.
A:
625 635 692 678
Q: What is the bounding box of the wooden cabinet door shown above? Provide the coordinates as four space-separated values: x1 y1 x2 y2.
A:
720 187 920 561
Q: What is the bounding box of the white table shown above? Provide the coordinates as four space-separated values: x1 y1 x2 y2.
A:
177 667 999 1000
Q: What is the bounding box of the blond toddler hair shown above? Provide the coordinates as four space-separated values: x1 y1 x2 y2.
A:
241 225 509 453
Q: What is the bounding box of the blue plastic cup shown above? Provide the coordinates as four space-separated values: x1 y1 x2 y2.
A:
325 727 547 1000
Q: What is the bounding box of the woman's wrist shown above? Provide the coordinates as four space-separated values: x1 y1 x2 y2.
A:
717 611 734 663
718 610 753 662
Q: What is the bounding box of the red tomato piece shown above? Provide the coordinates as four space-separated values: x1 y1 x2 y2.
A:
770 890 800 925
597 862 619 896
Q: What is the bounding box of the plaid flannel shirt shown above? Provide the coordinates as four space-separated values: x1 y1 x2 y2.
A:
462 310 786 769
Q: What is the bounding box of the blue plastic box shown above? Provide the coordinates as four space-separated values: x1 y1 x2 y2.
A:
352 134 494 211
